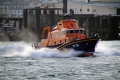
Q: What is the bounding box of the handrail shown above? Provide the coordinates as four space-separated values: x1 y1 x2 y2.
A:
41 26 51 38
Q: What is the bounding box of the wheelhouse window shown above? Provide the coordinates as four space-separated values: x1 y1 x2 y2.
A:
80 30 84 34
70 30 74 33
66 30 84 34
75 30 79 33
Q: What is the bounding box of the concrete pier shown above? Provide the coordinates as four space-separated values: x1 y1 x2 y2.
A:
22 8 120 41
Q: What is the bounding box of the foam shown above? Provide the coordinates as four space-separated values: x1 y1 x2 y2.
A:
0 41 120 57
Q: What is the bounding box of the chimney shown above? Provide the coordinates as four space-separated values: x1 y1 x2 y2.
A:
63 0 67 13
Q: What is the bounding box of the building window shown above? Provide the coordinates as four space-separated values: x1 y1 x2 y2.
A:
10 5 12 8
12 5 13 8
87 9 89 12
80 9 82 12
5 2 7 4
93 9 96 12
26 6 28 8
8 2 10 4
14 5 16 9
20 5 23 8
24 5 26 9
17 5 19 8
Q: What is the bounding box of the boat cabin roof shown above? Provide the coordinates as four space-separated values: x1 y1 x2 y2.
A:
53 19 80 30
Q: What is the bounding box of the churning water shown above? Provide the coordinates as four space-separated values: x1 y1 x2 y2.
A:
0 41 120 80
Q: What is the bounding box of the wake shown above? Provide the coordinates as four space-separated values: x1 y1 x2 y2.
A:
95 41 120 56
0 42 84 57
0 41 120 57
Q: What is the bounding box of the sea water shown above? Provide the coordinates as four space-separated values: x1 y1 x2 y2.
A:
0 41 120 80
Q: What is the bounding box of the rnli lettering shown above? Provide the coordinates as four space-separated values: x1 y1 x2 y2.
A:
72 44 79 47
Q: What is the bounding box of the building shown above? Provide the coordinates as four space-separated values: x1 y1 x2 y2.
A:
0 5 9 18
0 0 55 18
51 0 120 15
28 0 41 8
2 1 29 18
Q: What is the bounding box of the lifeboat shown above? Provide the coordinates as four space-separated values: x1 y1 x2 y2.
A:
33 18 100 57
